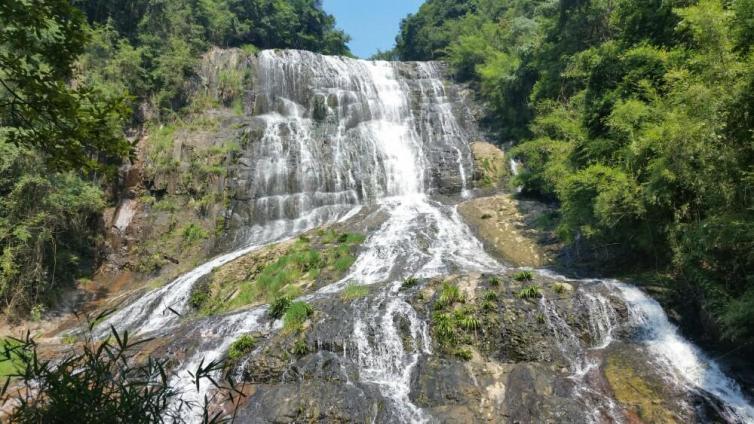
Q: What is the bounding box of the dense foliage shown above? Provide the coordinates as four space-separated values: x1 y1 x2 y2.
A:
0 0 349 318
1 323 241 423
74 0 350 118
396 0 754 346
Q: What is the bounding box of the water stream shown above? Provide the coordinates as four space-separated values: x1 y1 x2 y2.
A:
97 50 754 423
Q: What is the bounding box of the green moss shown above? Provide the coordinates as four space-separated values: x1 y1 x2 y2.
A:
228 335 256 360
454 348 473 361
604 354 677 423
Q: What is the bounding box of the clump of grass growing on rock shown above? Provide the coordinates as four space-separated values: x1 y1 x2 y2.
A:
401 276 419 290
437 282 464 307
553 283 567 295
292 338 309 357
228 335 256 360
483 290 498 302
512 270 534 281
516 285 542 299
341 284 369 301
268 296 292 319
487 276 500 287
454 348 473 361
283 301 313 332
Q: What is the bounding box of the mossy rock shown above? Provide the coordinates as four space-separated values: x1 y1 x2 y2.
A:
470 141 508 189
604 351 679 423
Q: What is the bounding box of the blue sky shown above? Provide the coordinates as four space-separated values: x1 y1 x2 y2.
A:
323 0 425 58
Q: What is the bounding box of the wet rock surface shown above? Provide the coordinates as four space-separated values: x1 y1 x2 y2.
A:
212 271 719 423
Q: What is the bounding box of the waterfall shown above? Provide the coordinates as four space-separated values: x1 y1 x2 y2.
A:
351 282 432 423
95 49 754 423
614 282 754 423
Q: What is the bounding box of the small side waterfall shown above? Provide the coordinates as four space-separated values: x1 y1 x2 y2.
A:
615 282 754 423
351 282 432 423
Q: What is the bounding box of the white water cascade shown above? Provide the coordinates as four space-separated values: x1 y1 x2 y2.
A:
95 50 754 423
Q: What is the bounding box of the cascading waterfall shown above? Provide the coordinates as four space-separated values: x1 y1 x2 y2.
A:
615 282 754 423
95 49 754 423
351 282 432 423
143 50 501 421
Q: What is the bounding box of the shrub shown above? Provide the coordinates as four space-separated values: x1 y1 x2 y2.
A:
0 325 241 423
517 285 542 299
432 312 456 343
483 290 498 302
228 335 256 360
292 338 309 356
512 270 534 281
182 223 208 244
458 314 480 331
487 276 501 287
189 290 208 309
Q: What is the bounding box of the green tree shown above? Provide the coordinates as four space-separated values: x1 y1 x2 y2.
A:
0 0 130 171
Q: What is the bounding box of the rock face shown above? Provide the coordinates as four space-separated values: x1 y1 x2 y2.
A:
469 141 509 190
458 194 552 267
216 272 718 423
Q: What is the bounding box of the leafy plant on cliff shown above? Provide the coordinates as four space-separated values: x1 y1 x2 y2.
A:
268 296 292 320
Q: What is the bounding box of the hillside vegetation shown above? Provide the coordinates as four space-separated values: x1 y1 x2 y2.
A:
393 0 754 347
0 0 349 318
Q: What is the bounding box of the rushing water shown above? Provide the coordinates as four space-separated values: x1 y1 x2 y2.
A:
96 50 754 423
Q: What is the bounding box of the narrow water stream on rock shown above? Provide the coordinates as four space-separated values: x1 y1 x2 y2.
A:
97 50 754 423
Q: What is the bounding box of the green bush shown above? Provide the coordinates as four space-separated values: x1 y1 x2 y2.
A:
0 326 240 423
487 276 501 287
182 223 208 244
292 338 309 357
483 290 498 302
437 282 464 307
